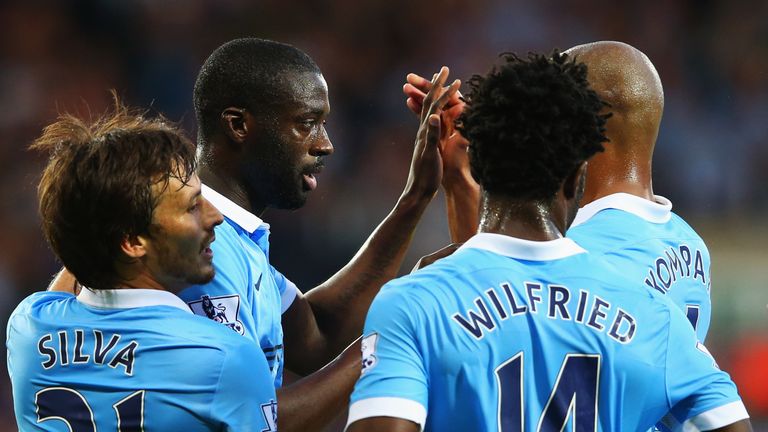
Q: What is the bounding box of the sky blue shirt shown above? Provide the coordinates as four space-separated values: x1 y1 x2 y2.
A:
7 289 277 431
568 193 711 342
348 233 747 432
179 185 299 387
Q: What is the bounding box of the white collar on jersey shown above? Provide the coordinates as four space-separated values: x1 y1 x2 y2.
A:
77 288 192 313
201 184 268 234
458 232 586 261
570 192 672 228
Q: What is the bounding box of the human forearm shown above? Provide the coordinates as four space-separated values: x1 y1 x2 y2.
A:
444 173 480 243
277 337 361 432
302 194 430 353
283 69 458 373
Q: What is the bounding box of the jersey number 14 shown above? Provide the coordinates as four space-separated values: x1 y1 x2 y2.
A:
496 353 600 432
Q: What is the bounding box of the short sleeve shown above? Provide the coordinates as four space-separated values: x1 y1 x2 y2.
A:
347 284 429 430
270 265 299 314
664 306 748 429
212 340 277 431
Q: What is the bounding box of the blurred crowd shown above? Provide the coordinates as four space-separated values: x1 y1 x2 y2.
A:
0 0 766 429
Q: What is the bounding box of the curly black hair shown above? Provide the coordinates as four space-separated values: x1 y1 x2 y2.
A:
458 51 609 202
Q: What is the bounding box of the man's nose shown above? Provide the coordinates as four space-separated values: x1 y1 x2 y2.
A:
310 126 333 156
203 197 224 228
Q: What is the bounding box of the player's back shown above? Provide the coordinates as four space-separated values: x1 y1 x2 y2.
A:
350 233 742 431
568 193 711 340
7 290 277 431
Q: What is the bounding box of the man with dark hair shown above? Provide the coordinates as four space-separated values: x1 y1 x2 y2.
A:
347 52 750 431
8 103 279 430
406 41 724 431
178 38 458 430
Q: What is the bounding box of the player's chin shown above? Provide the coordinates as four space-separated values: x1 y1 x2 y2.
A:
189 265 216 285
275 189 309 210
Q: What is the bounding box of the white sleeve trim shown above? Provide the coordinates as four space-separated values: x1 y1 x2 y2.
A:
280 281 299 314
346 397 426 431
682 401 749 431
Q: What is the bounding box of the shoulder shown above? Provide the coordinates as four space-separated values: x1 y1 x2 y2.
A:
9 291 75 320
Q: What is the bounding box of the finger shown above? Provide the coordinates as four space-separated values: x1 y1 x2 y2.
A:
406 97 421 116
444 101 465 120
434 79 461 111
426 114 441 148
403 83 426 103
424 78 460 121
422 67 450 116
406 73 433 92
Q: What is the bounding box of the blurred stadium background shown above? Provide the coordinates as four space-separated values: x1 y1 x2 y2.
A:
0 0 766 430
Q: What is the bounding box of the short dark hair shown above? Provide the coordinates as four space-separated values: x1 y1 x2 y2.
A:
193 38 321 146
459 51 609 202
31 99 197 290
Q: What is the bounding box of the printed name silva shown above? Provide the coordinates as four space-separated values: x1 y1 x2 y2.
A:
453 281 637 343
37 329 138 375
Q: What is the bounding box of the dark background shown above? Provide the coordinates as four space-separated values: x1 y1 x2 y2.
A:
1 0 766 429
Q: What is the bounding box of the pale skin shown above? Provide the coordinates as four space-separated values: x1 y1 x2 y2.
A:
50 174 223 294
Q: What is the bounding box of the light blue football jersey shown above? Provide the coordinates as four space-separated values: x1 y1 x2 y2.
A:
179 184 300 387
348 233 748 432
7 289 277 432
568 193 711 342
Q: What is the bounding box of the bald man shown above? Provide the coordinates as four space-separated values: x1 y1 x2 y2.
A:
562 40 727 432
564 41 711 344
404 42 710 342
402 42 747 431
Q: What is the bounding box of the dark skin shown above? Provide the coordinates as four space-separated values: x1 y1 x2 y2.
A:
563 41 661 204
400 57 752 432
204 68 460 431
348 164 754 432
402 41 663 242
348 162 588 432
50 68 461 432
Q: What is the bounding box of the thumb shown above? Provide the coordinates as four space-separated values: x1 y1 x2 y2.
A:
427 114 441 148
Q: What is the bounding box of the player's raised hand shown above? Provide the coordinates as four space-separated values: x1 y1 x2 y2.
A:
402 66 461 201
403 71 471 183
404 70 480 243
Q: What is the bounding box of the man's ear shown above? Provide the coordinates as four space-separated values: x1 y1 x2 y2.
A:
120 234 148 259
220 107 249 144
563 161 588 200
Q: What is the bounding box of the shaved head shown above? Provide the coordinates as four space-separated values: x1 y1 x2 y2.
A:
564 41 663 202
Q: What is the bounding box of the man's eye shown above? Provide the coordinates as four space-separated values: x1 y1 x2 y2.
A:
188 203 199 212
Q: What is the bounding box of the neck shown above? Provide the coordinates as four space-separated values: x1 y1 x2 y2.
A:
582 146 654 205
200 164 266 217
478 193 565 241
114 275 169 292
582 178 654 204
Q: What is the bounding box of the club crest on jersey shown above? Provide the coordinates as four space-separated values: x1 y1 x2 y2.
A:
260 399 278 432
361 333 379 374
187 294 245 335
